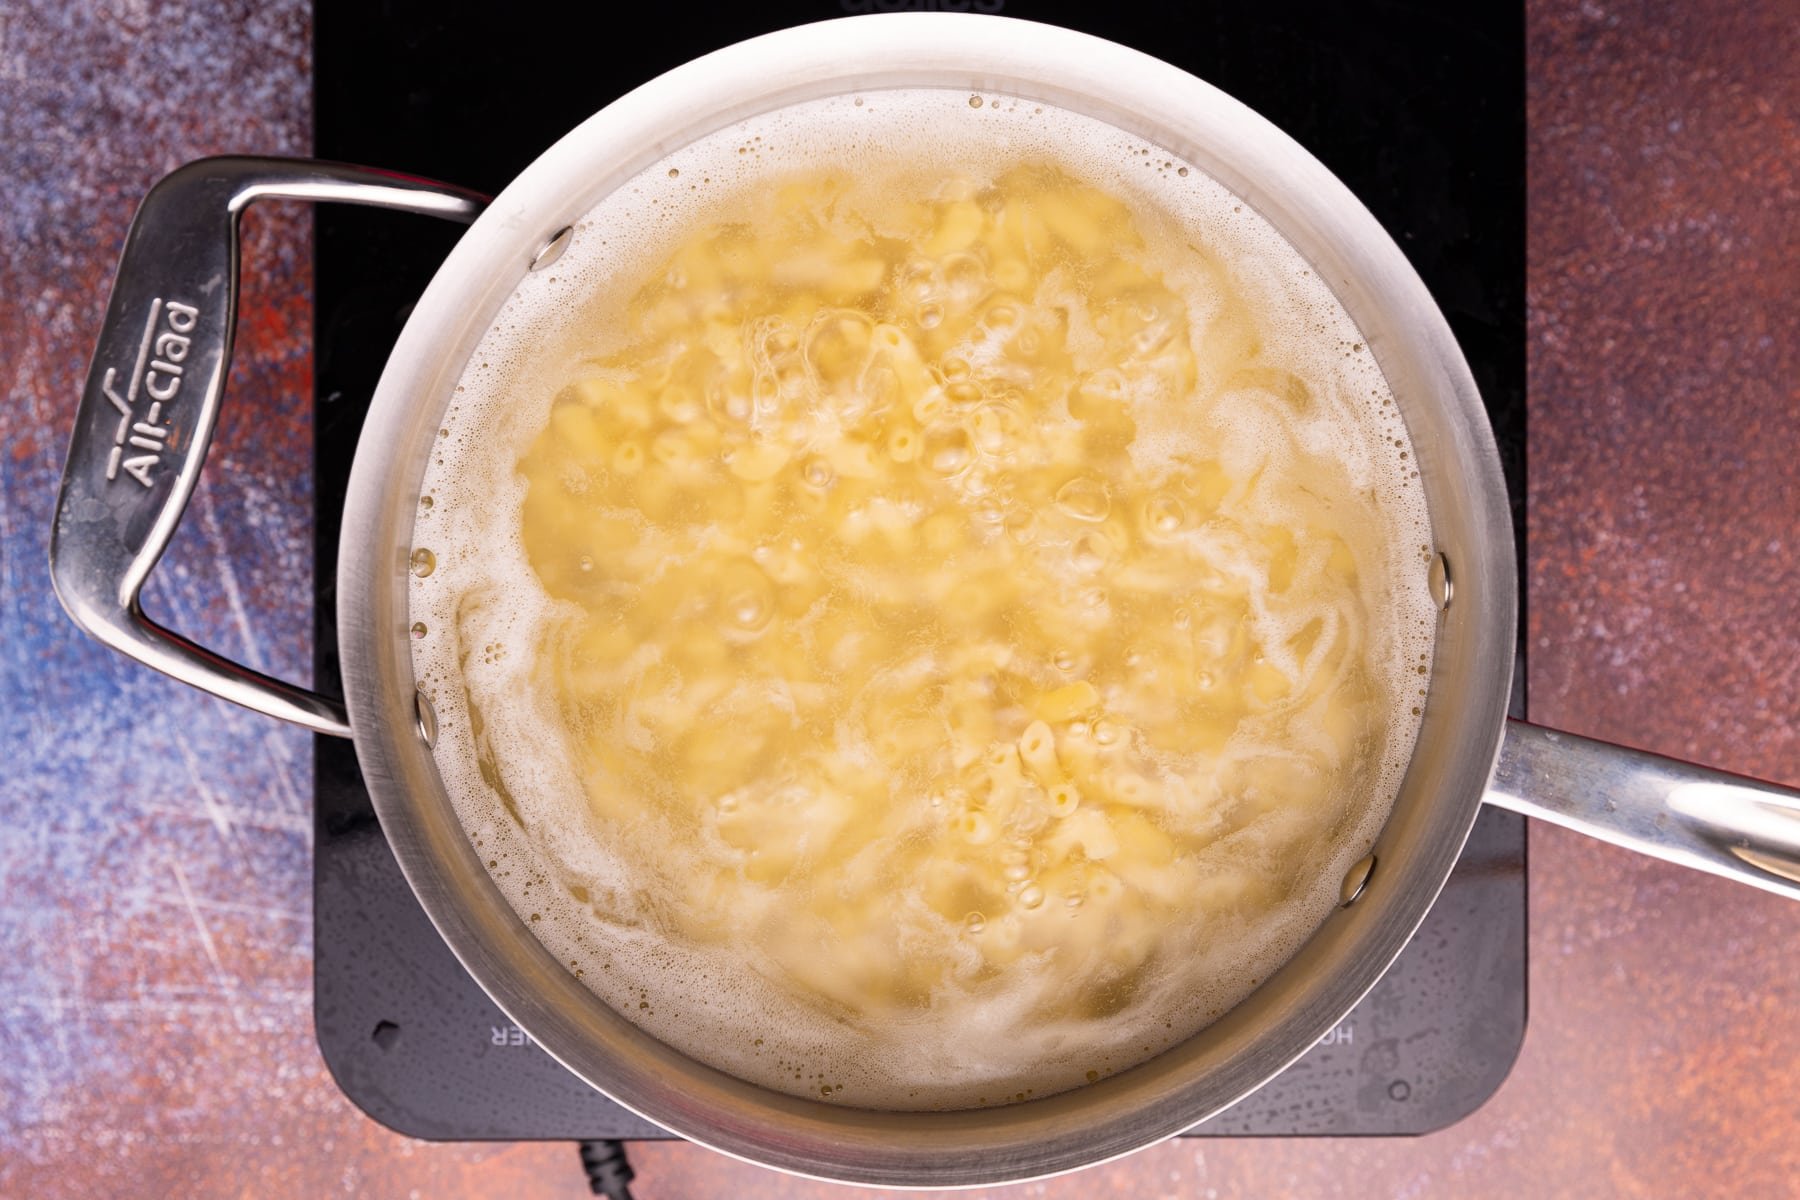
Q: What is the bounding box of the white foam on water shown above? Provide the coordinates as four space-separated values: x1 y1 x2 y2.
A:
409 88 1436 1110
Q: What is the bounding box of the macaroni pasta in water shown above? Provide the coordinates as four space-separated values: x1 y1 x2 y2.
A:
411 90 1436 1109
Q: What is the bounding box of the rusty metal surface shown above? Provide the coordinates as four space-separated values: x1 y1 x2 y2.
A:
2 0 1796 1196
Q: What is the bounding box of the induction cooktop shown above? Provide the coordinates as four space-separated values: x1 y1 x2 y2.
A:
311 0 1526 1143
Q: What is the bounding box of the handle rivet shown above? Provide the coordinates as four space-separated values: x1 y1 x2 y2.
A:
531 225 574 272
1427 551 1453 610
1339 853 1376 907
414 688 439 750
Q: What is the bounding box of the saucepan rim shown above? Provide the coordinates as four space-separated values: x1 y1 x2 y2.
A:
336 12 1515 1187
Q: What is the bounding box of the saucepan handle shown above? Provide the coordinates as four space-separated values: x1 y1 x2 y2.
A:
1486 719 1800 901
49 156 486 738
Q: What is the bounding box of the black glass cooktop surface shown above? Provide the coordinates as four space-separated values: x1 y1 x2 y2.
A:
313 0 1525 1140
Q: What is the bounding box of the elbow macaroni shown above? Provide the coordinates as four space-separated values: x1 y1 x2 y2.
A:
491 153 1419 1095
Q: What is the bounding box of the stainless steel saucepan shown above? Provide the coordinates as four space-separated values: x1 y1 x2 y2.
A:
50 13 1800 1188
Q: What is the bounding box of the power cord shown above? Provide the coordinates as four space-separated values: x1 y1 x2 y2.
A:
577 1139 637 1200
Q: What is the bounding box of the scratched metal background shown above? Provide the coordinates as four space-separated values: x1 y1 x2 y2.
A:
3 1 1797 1197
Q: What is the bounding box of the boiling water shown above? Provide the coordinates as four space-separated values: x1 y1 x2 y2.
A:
409 89 1436 1110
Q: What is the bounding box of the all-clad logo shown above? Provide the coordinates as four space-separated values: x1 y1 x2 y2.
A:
839 0 1004 12
101 296 197 488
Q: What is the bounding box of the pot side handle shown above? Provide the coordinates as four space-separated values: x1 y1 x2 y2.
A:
1487 719 1800 901
49 156 486 739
